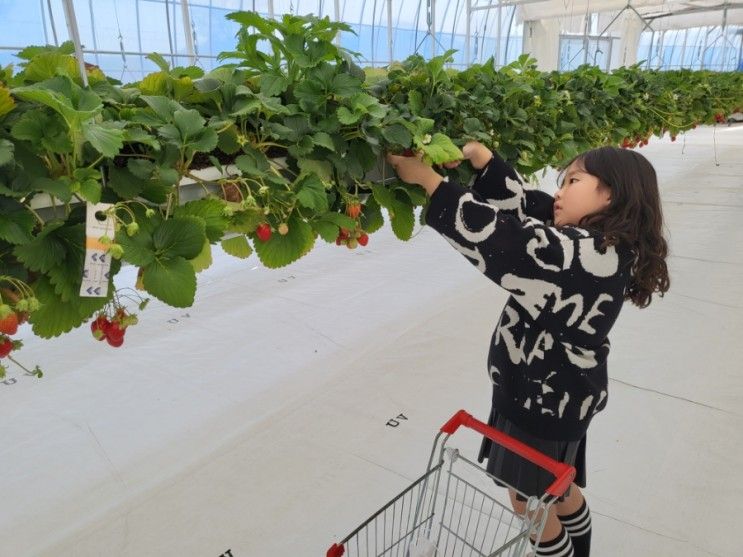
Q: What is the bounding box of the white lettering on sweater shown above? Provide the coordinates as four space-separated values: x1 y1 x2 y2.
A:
577 237 619 277
500 274 584 325
593 390 607 415
562 342 598 369
579 395 594 420
578 293 614 335
527 329 554 364
454 193 498 243
495 305 526 364
526 227 575 272
558 392 570 418
485 176 526 218
439 233 487 273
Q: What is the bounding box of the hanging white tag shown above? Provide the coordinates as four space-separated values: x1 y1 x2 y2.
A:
80 202 115 298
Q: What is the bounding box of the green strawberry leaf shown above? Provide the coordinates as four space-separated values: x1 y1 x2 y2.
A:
360 196 384 234
189 239 213 272
82 120 125 157
116 227 156 267
29 275 111 339
311 219 339 243
0 139 14 166
381 124 412 148
295 174 329 212
421 133 463 165
142 256 197 308
221 235 254 259
12 220 67 273
253 214 315 269
298 158 333 182
174 198 229 243
152 216 207 260
389 196 415 241
0 199 35 244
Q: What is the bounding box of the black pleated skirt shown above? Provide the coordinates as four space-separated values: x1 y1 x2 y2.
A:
476 405 587 502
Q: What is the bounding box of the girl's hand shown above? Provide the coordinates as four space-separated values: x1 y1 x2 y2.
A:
462 141 494 170
386 153 443 196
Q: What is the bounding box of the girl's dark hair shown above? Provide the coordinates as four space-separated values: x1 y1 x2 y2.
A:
558 146 670 309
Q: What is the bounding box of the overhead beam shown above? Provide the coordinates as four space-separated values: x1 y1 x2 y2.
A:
642 3 743 20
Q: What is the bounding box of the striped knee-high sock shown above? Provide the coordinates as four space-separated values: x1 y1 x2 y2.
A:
533 525 574 557
558 499 592 557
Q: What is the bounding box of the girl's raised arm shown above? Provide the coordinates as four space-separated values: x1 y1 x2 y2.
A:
425 176 622 324
471 150 555 224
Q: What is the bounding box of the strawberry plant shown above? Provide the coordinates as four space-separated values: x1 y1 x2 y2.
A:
0 10 740 365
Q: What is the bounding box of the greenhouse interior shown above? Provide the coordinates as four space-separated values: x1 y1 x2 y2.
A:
0 1 741 556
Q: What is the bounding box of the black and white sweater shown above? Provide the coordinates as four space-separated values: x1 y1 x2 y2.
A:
424 151 635 441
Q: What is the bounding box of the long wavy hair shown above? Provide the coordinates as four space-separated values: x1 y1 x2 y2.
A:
557 146 670 309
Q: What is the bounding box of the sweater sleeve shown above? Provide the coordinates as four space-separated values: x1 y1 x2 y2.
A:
471 150 556 223
425 176 580 321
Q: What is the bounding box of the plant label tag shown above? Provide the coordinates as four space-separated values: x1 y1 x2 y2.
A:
80 202 115 298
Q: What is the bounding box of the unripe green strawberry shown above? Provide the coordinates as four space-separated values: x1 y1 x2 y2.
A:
108 244 124 259
278 223 289 235
126 222 139 236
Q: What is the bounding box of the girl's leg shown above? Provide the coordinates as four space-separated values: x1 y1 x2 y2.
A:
554 483 585 515
554 483 592 557
507 489 573 555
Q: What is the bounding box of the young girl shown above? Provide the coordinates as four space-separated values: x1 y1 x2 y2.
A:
386 141 670 557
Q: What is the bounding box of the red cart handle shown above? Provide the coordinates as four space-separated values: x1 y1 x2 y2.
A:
327 543 344 557
441 409 576 498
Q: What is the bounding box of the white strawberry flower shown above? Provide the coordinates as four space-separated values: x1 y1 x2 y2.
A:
422 133 432 145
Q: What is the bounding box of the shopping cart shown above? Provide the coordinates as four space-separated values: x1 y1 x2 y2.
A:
327 409 576 557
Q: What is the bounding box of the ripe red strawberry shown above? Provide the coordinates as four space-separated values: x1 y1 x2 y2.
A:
346 203 362 219
106 335 125 348
0 337 12 358
401 148 415 157
91 315 111 341
339 228 350 240
671 135 677 142
358 233 369 247
0 313 19 335
256 223 272 242
106 322 126 344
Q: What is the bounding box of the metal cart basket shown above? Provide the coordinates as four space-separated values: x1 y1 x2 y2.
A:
327 409 576 557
